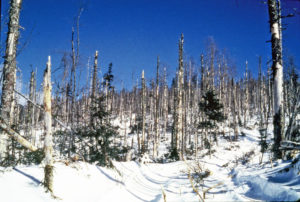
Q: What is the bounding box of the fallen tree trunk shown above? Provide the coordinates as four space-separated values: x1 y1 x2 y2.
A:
280 141 300 150
14 89 73 134
0 117 37 151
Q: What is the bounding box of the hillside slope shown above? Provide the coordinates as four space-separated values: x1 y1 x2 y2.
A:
0 129 299 202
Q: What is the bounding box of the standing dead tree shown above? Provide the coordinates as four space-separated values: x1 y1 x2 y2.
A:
243 60 249 127
173 34 184 157
268 0 284 159
153 56 160 158
141 70 146 153
43 56 54 193
178 34 184 157
0 0 23 161
28 71 37 146
90 50 99 127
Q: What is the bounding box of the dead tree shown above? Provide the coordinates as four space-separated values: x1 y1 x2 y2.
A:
141 70 146 153
0 0 23 160
153 56 160 157
174 34 184 157
0 117 37 152
43 56 54 193
231 79 239 140
28 71 36 145
258 56 264 127
244 60 249 127
90 50 99 127
268 0 284 159
163 67 168 139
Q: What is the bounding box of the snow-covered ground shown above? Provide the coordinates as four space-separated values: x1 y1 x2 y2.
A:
0 129 299 202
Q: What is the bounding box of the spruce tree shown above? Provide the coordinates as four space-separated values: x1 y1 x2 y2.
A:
102 63 114 90
198 90 225 153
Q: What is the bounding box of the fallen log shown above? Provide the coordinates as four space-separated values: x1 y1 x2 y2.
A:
0 117 37 151
279 141 300 150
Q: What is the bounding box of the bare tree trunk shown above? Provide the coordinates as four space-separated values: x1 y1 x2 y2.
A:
44 56 53 193
209 42 215 90
28 71 36 146
244 60 249 127
200 54 205 92
232 79 239 140
0 0 22 161
176 34 184 157
90 51 98 127
69 28 77 152
141 70 146 153
187 62 192 145
194 77 199 158
163 67 168 139
172 77 177 150
0 117 37 151
268 0 284 159
267 67 273 118
153 56 160 158
258 56 264 128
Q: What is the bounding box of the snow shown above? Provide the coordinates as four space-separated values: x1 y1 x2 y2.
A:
0 128 299 202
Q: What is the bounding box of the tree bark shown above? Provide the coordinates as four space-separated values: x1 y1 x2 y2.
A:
28 71 36 146
0 0 23 161
163 67 168 140
90 50 99 127
0 117 37 151
44 56 53 193
153 56 160 158
268 0 284 159
176 34 184 157
141 70 146 153
258 56 264 128
244 60 249 127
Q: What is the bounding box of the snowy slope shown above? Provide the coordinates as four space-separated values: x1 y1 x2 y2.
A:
0 129 299 202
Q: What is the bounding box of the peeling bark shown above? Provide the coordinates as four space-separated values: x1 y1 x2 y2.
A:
268 0 284 159
0 0 23 160
43 56 53 193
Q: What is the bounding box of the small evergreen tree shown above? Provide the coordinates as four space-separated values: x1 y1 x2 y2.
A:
198 90 225 153
102 63 114 90
74 95 122 167
199 90 225 124
85 67 121 166
54 64 122 167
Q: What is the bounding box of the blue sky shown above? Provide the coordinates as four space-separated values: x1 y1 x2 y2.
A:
1 0 300 90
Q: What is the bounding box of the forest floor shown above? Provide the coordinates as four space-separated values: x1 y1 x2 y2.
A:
0 128 299 202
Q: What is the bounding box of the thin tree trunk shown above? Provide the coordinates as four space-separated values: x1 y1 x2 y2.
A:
29 71 36 146
244 60 249 127
163 67 168 139
258 56 264 128
153 56 159 158
90 51 98 127
232 79 238 140
141 70 146 153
